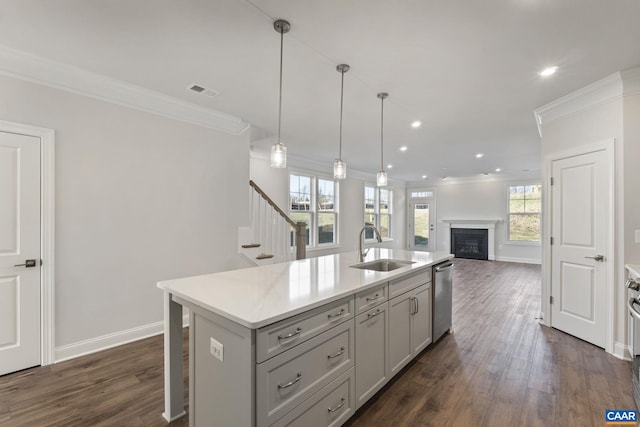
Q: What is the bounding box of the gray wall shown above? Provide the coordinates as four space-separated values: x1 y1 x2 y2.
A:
0 74 250 351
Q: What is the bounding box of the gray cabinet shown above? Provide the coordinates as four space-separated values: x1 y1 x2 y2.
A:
388 291 413 376
388 281 432 376
354 302 389 408
182 263 442 427
412 283 432 355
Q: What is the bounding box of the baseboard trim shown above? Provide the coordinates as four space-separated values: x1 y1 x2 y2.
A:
55 314 190 363
495 256 542 265
613 342 631 361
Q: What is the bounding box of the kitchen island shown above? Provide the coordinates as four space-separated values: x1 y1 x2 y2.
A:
158 248 453 426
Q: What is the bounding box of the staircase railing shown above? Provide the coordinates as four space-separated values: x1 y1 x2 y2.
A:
248 180 306 261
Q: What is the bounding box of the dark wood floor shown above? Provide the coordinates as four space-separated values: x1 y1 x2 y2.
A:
0 259 634 426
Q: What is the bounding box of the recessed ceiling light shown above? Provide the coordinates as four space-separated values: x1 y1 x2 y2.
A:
422 175 428 179
411 121 422 128
475 153 484 158
387 164 393 169
539 66 558 77
495 168 501 172
400 146 408 152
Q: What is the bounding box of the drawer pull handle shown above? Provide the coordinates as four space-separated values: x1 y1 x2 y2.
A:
277 373 302 389
277 328 302 342
367 309 382 319
366 293 381 302
328 397 345 413
327 346 345 359
327 309 345 320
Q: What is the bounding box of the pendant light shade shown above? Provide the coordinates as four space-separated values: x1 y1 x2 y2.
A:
376 170 388 187
270 19 291 169
271 143 287 168
377 92 389 187
334 64 350 179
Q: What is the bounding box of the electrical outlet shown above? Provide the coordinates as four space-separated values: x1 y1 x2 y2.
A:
210 337 223 362
636 230 640 244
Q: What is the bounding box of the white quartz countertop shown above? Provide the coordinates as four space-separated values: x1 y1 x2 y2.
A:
627 264 640 280
158 248 454 329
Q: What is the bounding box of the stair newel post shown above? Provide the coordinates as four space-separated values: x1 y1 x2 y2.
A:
295 222 306 260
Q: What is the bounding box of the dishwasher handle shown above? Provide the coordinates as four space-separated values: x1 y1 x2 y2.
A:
435 262 454 272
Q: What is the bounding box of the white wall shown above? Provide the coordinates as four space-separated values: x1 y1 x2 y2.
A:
249 155 405 258
0 74 250 356
428 180 542 263
624 91 640 266
539 91 626 354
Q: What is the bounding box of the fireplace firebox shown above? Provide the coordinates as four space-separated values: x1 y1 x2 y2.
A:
451 228 489 260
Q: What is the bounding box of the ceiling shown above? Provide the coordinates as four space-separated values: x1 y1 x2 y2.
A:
1 0 639 183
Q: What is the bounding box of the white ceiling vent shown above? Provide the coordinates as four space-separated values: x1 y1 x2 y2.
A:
188 84 219 98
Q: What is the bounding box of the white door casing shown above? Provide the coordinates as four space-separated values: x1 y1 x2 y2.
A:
0 131 41 375
0 120 55 372
550 147 611 349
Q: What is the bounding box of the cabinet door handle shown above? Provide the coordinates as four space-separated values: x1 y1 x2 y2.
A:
327 309 345 320
277 328 302 342
327 346 345 359
277 373 302 389
416 296 419 314
367 309 382 319
366 293 381 302
328 397 345 413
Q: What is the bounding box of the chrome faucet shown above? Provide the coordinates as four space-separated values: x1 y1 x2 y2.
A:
359 225 382 262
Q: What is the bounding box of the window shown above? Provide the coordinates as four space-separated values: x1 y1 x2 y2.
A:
289 173 338 247
364 184 392 240
508 184 541 242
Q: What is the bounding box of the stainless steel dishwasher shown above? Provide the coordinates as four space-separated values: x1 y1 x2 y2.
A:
433 261 454 342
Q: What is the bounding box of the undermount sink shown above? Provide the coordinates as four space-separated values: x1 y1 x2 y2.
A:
350 259 415 272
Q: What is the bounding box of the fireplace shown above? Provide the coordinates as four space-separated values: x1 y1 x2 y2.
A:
451 228 489 260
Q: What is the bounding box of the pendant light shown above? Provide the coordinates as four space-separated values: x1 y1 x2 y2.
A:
334 64 350 179
376 92 389 187
270 19 290 168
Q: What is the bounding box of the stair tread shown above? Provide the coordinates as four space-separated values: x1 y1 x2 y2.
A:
241 243 261 248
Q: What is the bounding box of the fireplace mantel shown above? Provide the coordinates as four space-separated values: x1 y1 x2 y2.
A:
441 219 501 260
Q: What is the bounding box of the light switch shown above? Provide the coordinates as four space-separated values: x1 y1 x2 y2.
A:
210 337 223 362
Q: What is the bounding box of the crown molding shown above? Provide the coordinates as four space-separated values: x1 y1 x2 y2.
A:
534 72 623 137
0 44 249 135
622 67 640 96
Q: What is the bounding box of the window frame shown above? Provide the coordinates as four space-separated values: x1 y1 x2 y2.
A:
364 183 393 242
506 183 542 246
289 171 340 249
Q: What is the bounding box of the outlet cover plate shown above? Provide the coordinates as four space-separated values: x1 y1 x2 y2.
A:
210 337 223 362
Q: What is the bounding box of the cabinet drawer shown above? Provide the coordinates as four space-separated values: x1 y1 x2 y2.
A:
389 268 430 298
257 320 354 426
355 283 387 314
257 297 354 363
271 368 355 427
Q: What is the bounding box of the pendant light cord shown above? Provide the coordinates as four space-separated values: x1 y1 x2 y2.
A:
278 28 284 145
339 70 344 159
380 96 384 171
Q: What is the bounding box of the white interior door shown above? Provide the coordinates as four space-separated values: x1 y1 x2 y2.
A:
407 191 435 252
0 131 41 375
550 149 609 348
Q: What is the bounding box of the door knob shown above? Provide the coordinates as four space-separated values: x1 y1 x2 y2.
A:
584 255 605 262
14 259 37 268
